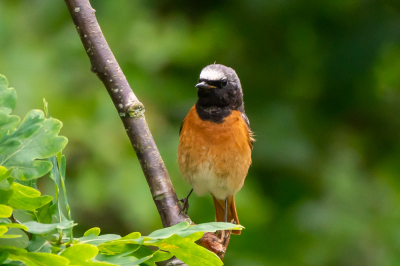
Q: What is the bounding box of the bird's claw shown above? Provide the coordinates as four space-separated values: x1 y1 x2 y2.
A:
179 197 189 214
179 189 193 214
224 230 228 241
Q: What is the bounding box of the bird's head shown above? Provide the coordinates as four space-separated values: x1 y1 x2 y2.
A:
195 64 243 110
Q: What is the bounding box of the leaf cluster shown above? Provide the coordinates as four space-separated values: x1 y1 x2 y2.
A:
0 74 242 265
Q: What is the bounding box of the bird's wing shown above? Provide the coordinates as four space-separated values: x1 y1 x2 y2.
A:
241 112 255 149
179 120 185 136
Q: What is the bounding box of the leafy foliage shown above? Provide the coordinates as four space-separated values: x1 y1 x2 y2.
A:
0 75 67 181
0 74 242 265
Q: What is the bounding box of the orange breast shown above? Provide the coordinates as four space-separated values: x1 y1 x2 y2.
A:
178 105 252 200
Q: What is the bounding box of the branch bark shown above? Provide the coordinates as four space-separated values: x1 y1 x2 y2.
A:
63 0 232 262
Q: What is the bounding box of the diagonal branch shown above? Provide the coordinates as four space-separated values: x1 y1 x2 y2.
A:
63 0 232 262
63 0 187 228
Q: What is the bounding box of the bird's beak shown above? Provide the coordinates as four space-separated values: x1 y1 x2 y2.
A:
195 81 212 89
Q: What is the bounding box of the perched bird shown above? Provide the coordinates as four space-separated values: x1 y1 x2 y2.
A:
178 63 254 235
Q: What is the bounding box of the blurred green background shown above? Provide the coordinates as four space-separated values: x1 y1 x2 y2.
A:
1 0 400 265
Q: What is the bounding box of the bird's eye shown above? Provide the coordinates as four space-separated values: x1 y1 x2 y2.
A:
220 77 228 87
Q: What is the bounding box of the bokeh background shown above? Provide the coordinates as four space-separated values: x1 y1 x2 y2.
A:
2 0 400 265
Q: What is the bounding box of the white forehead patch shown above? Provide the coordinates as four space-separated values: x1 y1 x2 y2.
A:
200 68 225 81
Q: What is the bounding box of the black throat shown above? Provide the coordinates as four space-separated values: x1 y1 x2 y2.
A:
194 82 242 123
195 103 231 123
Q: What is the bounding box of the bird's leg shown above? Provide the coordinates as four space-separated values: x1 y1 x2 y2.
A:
179 188 193 214
224 198 228 241
224 198 227 222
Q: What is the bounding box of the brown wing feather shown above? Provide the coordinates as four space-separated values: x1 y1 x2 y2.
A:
241 112 255 149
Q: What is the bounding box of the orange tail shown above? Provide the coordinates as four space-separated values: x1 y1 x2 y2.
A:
212 195 241 235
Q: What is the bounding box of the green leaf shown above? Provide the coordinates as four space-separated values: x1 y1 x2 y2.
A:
43 99 49 119
0 226 9 235
0 109 68 180
58 154 72 224
48 156 60 201
116 222 243 246
27 235 52 253
0 75 18 151
98 240 144 255
99 243 141 256
0 222 28 231
0 188 13 205
78 234 121 246
122 232 141 240
23 220 75 234
8 252 69 266
83 261 118 266
61 244 118 265
0 245 27 255
111 223 188 246
60 244 98 264
178 222 244 239
0 166 12 183
0 204 12 218
147 221 190 239
136 221 242 243
0 110 19 146
36 202 57 224
0 75 16 113
59 155 66 186
128 246 173 266
98 232 142 255
47 136 73 241
155 235 222 266
96 253 152 266
0 225 22 238
8 182 52 211
84 227 101 237
140 250 173 266
0 250 9 264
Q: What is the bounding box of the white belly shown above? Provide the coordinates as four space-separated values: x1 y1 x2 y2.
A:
184 159 242 200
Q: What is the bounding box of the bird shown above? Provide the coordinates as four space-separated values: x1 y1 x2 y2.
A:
178 63 254 235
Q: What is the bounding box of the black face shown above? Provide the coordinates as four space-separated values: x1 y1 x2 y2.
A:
195 64 244 123
196 77 242 110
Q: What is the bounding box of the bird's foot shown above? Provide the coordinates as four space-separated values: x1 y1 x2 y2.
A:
220 230 231 244
223 220 236 242
179 197 189 214
179 189 193 214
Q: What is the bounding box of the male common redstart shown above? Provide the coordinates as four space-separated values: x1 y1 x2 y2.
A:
178 64 254 235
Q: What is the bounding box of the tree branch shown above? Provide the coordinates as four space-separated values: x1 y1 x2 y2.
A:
64 0 187 228
63 0 232 262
